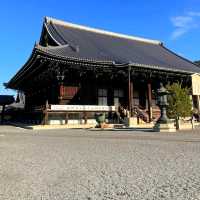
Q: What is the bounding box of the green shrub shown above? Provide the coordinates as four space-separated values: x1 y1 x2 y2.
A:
166 83 192 119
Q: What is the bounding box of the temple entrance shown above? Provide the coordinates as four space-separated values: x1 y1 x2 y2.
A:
139 89 146 109
114 89 124 107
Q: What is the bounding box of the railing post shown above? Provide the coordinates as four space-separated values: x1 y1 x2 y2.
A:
65 113 68 124
83 112 88 124
42 101 49 125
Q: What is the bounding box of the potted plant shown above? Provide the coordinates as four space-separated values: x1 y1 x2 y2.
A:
95 112 106 128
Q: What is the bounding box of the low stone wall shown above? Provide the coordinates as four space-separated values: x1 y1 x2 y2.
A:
178 121 194 130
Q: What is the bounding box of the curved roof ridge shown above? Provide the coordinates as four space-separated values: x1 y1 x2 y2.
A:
45 16 162 45
44 23 62 45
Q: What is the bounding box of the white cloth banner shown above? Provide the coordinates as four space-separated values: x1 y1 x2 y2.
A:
50 105 116 112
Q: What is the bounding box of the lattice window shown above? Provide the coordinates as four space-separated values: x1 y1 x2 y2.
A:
114 89 124 97
98 89 107 105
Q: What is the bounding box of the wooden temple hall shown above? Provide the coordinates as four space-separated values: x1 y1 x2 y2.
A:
5 17 200 126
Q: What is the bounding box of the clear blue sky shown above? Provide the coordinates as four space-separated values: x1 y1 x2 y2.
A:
1 0 200 96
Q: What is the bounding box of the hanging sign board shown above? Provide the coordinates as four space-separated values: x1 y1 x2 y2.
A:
192 74 200 95
50 105 116 112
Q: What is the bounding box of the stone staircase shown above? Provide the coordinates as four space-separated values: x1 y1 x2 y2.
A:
152 108 161 122
133 106 161 123
133 106 149 122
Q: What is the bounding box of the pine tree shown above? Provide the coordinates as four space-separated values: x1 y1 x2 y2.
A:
166 83 192 119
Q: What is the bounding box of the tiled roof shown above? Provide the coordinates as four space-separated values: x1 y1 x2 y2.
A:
40 17 200 74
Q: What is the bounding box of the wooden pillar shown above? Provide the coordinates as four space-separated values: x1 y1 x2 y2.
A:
197 95 200 121
128 66 134 116
44 112 49 125
130 81 134 116
42 100 49 125
197 95 200 111
128 66 131 110
147 82 152 122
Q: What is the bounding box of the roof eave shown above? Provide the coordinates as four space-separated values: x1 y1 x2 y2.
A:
36 46 195 75
6 47 38 89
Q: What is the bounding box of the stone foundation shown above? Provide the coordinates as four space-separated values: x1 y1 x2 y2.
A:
153 122 176 132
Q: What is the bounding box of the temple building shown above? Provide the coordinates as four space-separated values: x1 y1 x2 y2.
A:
5 17 200 125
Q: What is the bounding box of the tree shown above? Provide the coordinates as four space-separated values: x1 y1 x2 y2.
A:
166 82 192 120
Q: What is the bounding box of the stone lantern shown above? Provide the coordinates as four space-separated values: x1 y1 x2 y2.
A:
154 83 176 132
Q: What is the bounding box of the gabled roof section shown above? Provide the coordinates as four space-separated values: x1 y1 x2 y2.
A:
44 17 162 46
37 16 200 74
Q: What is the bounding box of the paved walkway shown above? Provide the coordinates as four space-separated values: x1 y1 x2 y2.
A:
0 125 200 199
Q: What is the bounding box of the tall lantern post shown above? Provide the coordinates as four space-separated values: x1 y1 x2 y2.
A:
153 83 176 132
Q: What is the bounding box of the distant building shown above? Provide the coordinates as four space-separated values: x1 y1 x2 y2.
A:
5 17 200 125
0 95 15 123
195 61 200 67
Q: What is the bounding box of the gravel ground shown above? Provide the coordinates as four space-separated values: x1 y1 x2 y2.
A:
0 126 200 199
